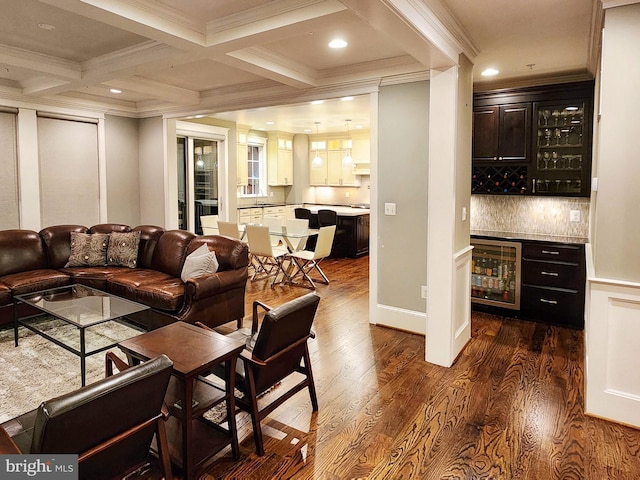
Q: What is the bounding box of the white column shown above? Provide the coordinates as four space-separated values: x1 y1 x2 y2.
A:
426 65 472 367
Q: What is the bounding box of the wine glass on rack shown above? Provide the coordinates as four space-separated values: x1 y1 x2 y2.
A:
551 151 558 169
552 109 561 125
543 151 550 169
554 128 562 145
541 109 551 126
544 129 551 146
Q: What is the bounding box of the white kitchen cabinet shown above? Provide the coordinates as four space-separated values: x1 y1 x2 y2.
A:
237 127 249 186
309 150 328 186
327 150 358 186
263 205 286 222
267 133 293 186
309 136 360 186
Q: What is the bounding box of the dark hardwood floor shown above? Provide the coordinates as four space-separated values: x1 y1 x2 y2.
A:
198 256 640 480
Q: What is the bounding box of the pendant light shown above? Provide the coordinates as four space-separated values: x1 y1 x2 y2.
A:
342 119 353 166
312 122 323 168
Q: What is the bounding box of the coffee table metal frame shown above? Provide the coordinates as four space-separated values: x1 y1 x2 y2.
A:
13 284 149 386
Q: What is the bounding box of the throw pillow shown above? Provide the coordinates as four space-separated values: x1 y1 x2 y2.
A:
181 244 219 282
107 231 141 268
65 232 109 267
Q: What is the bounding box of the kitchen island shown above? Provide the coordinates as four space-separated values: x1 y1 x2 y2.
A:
305 205 370 258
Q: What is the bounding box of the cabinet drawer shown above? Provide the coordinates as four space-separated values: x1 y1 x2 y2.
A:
521 285 584 328
522 259 581 289
522 242 582 263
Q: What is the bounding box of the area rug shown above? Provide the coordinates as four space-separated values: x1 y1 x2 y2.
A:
0 320 233 425
0 319 143 423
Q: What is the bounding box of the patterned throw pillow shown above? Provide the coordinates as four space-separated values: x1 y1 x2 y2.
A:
65 232 109 267
107 231 141 268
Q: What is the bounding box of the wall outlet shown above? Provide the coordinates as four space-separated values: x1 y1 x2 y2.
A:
270 191 274 197
345 191 350 198
384 202 396 215
421 285 427 299
570 210 580 222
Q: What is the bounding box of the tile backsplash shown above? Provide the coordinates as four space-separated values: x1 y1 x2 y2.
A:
470 195 590 239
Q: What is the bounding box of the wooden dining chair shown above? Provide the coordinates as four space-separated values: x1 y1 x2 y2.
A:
201 292 320 456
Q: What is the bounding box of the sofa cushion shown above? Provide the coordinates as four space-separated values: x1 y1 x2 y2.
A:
132 226 165 270
0 270 70 296
89 224 131 234
181 244 218 282
0 230 48 276
108 270 175 299
59 266 137 291
39 225 89 269
150 230 195 278
135 280 185 312
65 232 109 267
107 231 141 268
0 282 11 306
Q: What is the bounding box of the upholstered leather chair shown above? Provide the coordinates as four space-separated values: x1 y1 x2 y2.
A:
0 354 174 480
202 292 320 456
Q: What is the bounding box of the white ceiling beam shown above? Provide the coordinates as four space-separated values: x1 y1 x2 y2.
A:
103 76 200 106
0 43 81 80
225 47 317 89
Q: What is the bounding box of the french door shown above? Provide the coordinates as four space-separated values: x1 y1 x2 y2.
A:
177 136 219 234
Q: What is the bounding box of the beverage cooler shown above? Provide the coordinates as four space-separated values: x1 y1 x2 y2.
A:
471 239 522 310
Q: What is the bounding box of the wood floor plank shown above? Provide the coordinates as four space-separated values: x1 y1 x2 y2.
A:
198 256 640 480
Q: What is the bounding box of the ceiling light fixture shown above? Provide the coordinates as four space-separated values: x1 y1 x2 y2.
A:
343 119 353 167
328 38 348 49
109 88 122 94
481 68 499 77
340 96 354 102
312 122 323 168
311 100 324 105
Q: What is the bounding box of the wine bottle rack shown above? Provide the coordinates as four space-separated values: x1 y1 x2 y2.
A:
472 166 528 194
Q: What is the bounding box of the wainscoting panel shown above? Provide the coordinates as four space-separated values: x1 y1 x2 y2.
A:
586 279 640 428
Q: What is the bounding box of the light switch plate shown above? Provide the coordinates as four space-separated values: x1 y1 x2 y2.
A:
384 203 396 215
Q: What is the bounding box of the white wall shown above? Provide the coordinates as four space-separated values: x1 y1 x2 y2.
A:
138 117 166 227
375 81 430 332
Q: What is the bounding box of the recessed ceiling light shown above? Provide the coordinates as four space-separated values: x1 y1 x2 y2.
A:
481 68 499 77
194 115 205 118
328 39 348 49
311 100 324 105
266 121 275 125
37 23 56 31
109 88 122 94
340 96 354 102
355 125 363 129
304 128 312 132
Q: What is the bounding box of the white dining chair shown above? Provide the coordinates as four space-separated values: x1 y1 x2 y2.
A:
284 218 310 251
287 225 335 289
261 216 284 247
217 221 243 240
200 214 219 235
245 224 290 286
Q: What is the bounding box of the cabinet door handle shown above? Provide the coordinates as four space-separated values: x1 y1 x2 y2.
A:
541 250 560 255
540 271 559 276
540 298 558 305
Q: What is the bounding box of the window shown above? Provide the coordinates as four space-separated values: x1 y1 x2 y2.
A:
241 137 266 197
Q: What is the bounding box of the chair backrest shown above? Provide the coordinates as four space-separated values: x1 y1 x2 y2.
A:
294 208 311 221
313 225 336 259
261 216 283 232
317 209 338 226
30 355 173 480
218 221 241 239
245 224 275 257
251 293 320 393
200 214 219 229
286 218 308 235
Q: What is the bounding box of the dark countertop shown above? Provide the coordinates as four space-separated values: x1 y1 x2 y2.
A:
471 230 588 245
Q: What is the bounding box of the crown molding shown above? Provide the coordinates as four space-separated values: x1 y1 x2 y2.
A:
601 0 640 8
473 71 594 93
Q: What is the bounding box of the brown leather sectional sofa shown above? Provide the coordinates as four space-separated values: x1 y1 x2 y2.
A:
0 223 249 329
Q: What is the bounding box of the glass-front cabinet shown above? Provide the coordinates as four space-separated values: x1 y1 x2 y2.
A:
533 101 589 195
471 239 522 310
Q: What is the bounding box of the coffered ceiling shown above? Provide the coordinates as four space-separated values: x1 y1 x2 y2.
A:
0 0 603 132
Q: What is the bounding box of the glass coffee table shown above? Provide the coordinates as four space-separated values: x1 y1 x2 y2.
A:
14 284 151 386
